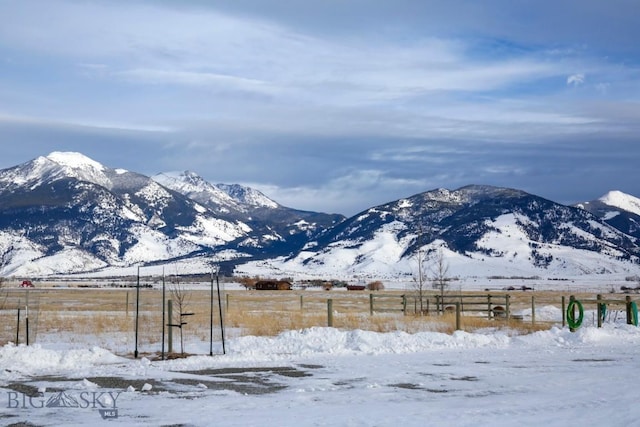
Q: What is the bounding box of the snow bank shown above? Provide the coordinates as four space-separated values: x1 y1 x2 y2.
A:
0 344 125 377
3 325 640 377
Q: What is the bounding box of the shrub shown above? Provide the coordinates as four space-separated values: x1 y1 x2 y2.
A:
238 276 258 290
367 281 385 291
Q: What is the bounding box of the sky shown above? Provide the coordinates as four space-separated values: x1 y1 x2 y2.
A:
0 0 639 216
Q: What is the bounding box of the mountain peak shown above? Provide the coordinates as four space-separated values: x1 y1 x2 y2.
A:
46 151 105 171
216 183 279 209
39 151 112 189
153 171 239 212
599 190 640 216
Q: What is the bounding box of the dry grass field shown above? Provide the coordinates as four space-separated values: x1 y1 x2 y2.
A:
0 283 623 356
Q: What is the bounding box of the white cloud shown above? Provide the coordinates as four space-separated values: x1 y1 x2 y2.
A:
246 169 437 216
567 73 586 86
117 69 277 95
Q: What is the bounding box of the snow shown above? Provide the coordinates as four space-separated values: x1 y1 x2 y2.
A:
153 171 237 208
46 152 105 172
603 210 620 220
123 225 199 264
599 190 640 216
2 325 640 425
237 206 640 282
45 151 112 189
178 215 249 246
237 215 640 282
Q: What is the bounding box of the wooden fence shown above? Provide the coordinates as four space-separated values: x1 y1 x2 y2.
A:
370 293 514 319
4 287 638 356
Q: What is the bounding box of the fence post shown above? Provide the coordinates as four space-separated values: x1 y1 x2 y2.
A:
126 291 129 317
402 294 407 315
505 294 511 321
531 296 536 326
626 296 632 325
300 295 304 311
16 307 20 345
226 293 230 311
25 292 29 346
327 299 333 327
455 302 461 331
435 295 440 315
167 299 173 354
561 296 566 328
487 294 492 320
369 293 374 315
597 294 603 328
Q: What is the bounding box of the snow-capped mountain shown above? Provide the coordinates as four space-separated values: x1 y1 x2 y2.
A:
237 185 640 279
0 153 343 276
576 191 640 240
1 153 639 279
600 191 640 216
153 170 345 258
0 153 252 275
153 171 251 215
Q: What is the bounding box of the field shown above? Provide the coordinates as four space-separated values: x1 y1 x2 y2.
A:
0 280 627 356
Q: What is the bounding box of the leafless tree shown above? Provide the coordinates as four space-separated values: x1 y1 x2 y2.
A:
170 283 192 355
430 247 450 308
412 246 429 314
411 223 432 314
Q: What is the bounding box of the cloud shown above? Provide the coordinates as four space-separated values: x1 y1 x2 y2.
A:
117 69 277 95
247 169 433 215
567 73 586 86
0 1 639 215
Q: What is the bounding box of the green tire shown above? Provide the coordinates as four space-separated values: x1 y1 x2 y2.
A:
567 300 584 330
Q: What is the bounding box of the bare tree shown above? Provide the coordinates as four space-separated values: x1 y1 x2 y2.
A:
430 247 450 309
170 284 192 355
412 246 429 314
411 223 432 314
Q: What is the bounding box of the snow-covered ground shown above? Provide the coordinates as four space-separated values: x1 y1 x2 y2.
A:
1 323 640 426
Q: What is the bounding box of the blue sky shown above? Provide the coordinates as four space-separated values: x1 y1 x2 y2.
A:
1 0 639 216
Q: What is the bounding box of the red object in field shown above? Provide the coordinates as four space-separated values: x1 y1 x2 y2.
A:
20 280 34 288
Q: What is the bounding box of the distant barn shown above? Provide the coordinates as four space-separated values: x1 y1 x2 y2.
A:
255 280 292 291
346 285 366 291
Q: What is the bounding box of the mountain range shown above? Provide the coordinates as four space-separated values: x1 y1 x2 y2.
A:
0 152 639 280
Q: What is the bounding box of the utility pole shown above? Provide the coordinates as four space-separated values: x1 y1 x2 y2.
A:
217 267 226 355
209 266 214 356
161 267 166 361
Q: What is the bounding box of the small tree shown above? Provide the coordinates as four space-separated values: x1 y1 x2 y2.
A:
170 284 192 355
430 247 450 308
412 247 429 314
367 281 385 291
411 223 431 314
